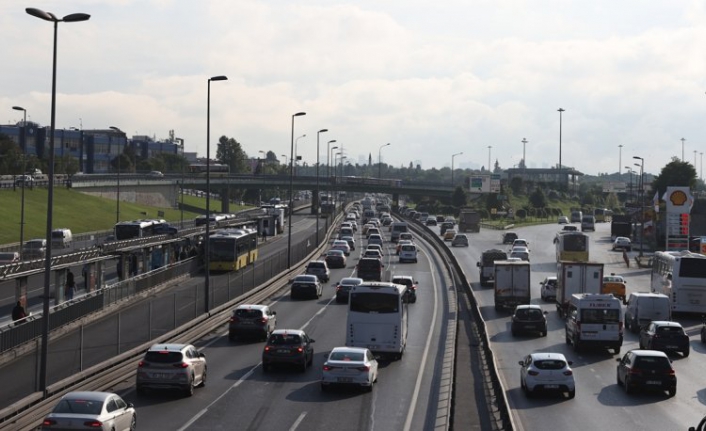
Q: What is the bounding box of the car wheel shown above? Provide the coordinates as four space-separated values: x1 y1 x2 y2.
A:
616 370 622 387
683 348 690 358
185 378 195 397
624 377 632 394
200 367 207 387
568 389 575 399
668 387 677 397
130 414 137 431
321 383 327 392
263 363 270 373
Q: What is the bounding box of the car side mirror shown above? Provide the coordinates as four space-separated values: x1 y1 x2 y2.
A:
567 360 573 365
518 361 524 366
199 353 206 358
272 311 277 315
127 403 135 408
310 339 316 343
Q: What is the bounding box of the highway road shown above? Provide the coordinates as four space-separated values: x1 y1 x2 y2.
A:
103 218 454 430
445 221 706 430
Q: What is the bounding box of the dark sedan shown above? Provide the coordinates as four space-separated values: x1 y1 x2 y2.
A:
639 321 690 357
324 249 347 269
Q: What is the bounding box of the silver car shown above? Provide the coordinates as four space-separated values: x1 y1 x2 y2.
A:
136 343 207 396
41 391 136 431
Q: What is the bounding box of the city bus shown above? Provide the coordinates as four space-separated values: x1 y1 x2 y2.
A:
594 208 613 223
188 163 230 176
650 250 706 314
114 219 163 241
347 282 408 359
554 231 589 262
208 227 258 272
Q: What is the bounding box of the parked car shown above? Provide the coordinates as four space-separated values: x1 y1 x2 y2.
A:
305 260 330 282
519 352 575 399
502 231 518 244
511 305 548 337
325 249 347 269
616 349 676 397
335 277 364 303
228 304 277 341
40 391 136 431
540 276 558 302
638 321 690 357
136 343 207 396
321 347 378 392
612 236 632 251
262 329 315 372
291 274 323 299
451 234 469 247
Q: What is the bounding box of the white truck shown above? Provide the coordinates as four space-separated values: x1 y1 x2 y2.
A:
556 261 604 317
493 260 531 311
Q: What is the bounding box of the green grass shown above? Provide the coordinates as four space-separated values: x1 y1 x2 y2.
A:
0 188 251 245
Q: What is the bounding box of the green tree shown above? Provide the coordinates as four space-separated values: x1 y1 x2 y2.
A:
605 192 620 210
650 157 697 197
529 187 547 208
509 176 524 195
216 136 249 173
451 186 466 208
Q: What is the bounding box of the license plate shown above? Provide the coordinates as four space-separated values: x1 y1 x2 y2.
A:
646 380 660 385
524 325 535 329
544 384 559 389
368 345 379 350
337 377 353 383
666 345 677 349
277 349 289 354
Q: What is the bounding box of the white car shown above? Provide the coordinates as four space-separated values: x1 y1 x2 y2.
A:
340 235 356 251
41 391 136 431
540 276 557 302
612 236 632 251
321 347 378 392
509 246 530 262
519 352 575 399
512 239 530 249
331 240 351 256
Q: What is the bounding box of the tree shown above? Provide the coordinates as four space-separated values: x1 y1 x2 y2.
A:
451 186 466 208
529 187 547 208
509 176 524 195
650 157 697 197
216 135 249 173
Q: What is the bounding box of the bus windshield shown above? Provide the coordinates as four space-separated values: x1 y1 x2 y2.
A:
563 234 587 252
349 292 399 313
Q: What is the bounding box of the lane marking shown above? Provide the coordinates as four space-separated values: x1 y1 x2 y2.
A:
288 411 308 431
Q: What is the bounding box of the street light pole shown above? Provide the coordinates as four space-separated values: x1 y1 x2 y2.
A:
451 151 463 186
288 112 306 268
521 138 528 173
205 75 228 314
487 146 492 172
681 138 685 161
12 106 27 259
294 134 306 176
701 152 704 181
625 166 632 203
26 6 90 394
633 156 645 257
315 129 328 247
281 154 287 167
378 143 391 179
327 141 338 178
618 144 623 175
694 150 698 168
558 108 565 188
109 126 125 224
175 137 185 227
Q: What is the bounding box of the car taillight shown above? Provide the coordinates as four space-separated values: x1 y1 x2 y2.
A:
138 361 146 368
42 419 57 426
629 368 643 375
264 346 271 352
356 366 370 372
297 347 304 353
336 286 341 291
528 370 539 376
230 317 238 323
258 318 267 325
563 370 573 376
173 362 189 368
84 420 103 428
668 368 676 376
323 365 336 371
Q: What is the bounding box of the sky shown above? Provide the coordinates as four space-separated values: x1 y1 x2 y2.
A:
3 0 706 177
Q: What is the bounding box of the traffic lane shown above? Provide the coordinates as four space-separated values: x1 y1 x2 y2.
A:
127 226 446 430
453 222 698 430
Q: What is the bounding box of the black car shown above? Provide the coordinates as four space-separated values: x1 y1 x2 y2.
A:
425 218 437 226
639 321 690 357
262 329 315 372
511 305 548 337
356 257 384 281
616 349 676 397
502 231 519 244
439 222 454 236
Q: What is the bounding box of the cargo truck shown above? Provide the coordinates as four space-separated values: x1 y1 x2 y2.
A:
555 261 604 317
610 214 632 240
477 249 508 287
494 260 531 311
458 209 481 233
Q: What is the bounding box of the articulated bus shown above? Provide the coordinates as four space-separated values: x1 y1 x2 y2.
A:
594 208 613 223
554 231 590 262
188 163 230 176
347 282 408 359
114 219 166 241
208 227 258 272
650 250 706 314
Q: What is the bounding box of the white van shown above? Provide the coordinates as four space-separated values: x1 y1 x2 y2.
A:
581 215 596 232
624 292 671 333
565 293 623 353
51 228 73 248
398 243 418 263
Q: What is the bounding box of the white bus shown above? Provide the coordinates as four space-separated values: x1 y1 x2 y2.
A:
114 219 164 241
651 250 706 314
347 282 408 359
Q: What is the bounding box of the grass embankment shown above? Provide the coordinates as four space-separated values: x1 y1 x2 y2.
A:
481 196 578 229
0 188 249 245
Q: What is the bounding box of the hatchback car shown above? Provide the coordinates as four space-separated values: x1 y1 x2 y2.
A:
390 275 417 303
41 391 136 431
512 239 530 249
291 274 323 299
262 329 315 372
335 277 364 303
616 349 676 396
136 343 207 396
558 216 569 224
502 231 518 244
639 321 690 357
305 260 330 282
612 236 632 251
398 244 418 263
321 347 378 392
340 235 356 251
509 247 530 262
511 305 548 337
362 249 384 260
228 304 277 341
519 352 575 399
451 234 469 247
331 240 351 256
443 229 457 241
325 249 347 269
540 276 558 302
367 234 384 247
425 218 438 226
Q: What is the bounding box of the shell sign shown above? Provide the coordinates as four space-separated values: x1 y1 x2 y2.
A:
662 187 694 214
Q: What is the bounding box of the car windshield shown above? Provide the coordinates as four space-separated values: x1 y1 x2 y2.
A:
268 334 302 345
515 308 544 320
53 398 103 415
144 351 183 364
656 326 684 335
235 309 263 318
329 351 364 361
634 356 671 370
533 359 566 370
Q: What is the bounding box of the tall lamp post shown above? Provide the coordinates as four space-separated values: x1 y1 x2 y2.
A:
174 137 185 227
327 141 338 178
633 156 645 257
681 138 685 161
109 126 126 223
12 106 27 258
281 154 287 166
625 166 633 203
618 144 623 175
451 151 463 186
315 129 328 246
288 112 306 268
26 6 90 394
701 152 703 181
487 146 492 172
521 138 528 173
558 108 565 187
378 143 391 179
294 134 306 176
205 75 228 313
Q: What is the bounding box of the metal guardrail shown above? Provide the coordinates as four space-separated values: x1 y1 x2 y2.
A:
0 249 107 280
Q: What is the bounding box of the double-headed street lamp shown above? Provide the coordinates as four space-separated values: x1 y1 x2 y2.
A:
633 156 645 257
281 154 287 166
521 138 528 173
205 75 228 313
288 112 306 268
12 106 27 259
294 134 306 176
327 141 338 178
624 166 633 203
26 5 90 394
378 143 391 179
315 129 328 246
451 152 463 186
109 126 126 223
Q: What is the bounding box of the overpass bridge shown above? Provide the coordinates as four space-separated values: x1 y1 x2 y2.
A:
69 173 456 211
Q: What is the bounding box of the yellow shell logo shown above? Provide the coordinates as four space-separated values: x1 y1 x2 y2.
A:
669 190 688 206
